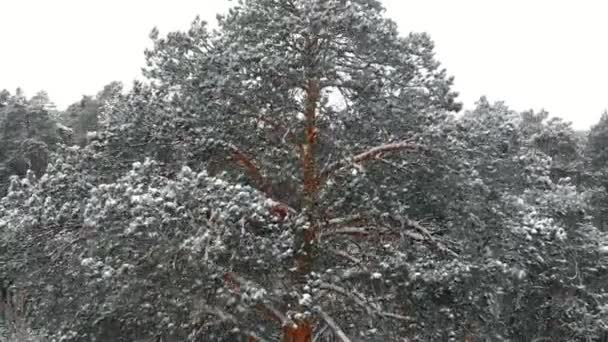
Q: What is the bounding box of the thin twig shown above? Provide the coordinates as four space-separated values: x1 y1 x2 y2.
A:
327 214 366 227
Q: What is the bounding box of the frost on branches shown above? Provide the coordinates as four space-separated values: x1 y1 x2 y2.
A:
0 149 424 341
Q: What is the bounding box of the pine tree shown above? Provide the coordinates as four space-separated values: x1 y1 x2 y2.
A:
2 1 606 341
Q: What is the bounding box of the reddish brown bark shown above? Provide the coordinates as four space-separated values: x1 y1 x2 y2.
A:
296 77 321 275
223 272 241 293
229 145 271 196
296 226 318 275
302 78 320 202
269 202 290 222
282 321 313 342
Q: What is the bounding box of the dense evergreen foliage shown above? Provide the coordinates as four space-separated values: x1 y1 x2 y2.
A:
1 1 608 341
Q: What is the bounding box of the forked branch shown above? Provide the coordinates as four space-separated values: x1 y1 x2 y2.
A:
321 140 421 180
400 216 459 258
325 213 458 258
228 144 272 196
317 282 413 323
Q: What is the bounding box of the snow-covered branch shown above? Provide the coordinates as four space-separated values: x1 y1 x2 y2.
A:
321 140 421 180
223 272 289 326
317 282 414 324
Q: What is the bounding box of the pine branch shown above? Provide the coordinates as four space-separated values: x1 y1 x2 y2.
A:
201 307 268 342
324 213 458 258
320 140 421 180
317 282 414 324
317 282 374 316
227 143 272 196
223 272 289 326
327 248 365 270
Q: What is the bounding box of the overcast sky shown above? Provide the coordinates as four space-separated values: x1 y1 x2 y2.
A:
1 0 606 129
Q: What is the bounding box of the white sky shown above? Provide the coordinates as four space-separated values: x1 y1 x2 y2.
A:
0 0 606 129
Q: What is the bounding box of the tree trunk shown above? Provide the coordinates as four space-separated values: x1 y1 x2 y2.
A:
283 321 313 342
296 77 321 276
289 38 320 341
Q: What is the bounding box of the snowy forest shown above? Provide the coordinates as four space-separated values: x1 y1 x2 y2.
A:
2 0 608 341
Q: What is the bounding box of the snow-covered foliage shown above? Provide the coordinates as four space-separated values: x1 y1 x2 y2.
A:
411 98 608 341
0 146 294 340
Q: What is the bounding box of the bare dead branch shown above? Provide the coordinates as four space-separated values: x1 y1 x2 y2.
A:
316 307 353 342
327 214 366 227
400 216 459 258
312 324 330 342
321 225 402 243
321 227 369 237
328 248 365 269
378 311 413 322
